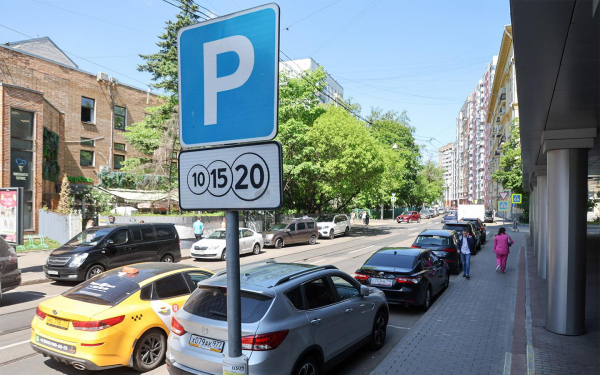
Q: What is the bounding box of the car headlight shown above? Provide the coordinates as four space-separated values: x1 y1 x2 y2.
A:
45 257 49 266
68 253 89 268
264 234 274 239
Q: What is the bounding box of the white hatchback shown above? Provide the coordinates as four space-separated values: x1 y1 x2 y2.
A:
190 228 264 261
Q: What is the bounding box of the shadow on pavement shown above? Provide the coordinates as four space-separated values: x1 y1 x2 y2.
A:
0 290 47 307
19 265 43 274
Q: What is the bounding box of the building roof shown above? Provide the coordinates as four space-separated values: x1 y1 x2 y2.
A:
5 37 78 69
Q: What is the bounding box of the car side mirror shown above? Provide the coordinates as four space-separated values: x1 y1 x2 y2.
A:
285 228 291 232
197 281 203 289
105 239 115 248
360 285 370 297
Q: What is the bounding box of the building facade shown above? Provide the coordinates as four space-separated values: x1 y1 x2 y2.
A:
0 37 160 233
279 57 344 105
486 26 518 213
438 142 455 206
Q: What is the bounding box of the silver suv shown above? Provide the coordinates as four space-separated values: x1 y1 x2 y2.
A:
166 263 388 375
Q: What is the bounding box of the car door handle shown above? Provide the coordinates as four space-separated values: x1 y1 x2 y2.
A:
345 308 353 314
310 319 321 325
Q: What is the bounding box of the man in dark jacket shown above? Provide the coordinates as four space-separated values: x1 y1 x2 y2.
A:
457 229 475 279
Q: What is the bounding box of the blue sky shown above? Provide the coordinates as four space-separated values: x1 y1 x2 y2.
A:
0 0 510 159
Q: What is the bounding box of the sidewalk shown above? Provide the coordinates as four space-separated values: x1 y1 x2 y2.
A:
371 226 600 375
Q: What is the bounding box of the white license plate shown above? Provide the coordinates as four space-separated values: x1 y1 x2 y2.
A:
370 278 393 287
47 270 59 275
189 334 225 353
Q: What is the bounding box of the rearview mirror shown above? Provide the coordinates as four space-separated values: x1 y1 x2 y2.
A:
360 285 370 297
105 239 115 247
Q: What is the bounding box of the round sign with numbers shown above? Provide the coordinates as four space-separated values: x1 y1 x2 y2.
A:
231 153 270 201
207 160 233 197
187 164 210 195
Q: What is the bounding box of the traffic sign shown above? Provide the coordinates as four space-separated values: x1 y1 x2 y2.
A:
499 191 510 200
178 142 283 210
391 196 397 203
511 194 522 204
177 4 280 148
498 201 509 212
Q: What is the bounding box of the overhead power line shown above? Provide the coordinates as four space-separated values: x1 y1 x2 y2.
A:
283 0 344 31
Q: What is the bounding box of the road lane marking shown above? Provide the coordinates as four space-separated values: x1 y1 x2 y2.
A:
388 325 410 330
349 245 374 254
0 340 30 351
311 259 325 264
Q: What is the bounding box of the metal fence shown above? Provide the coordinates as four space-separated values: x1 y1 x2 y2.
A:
38 210 82 245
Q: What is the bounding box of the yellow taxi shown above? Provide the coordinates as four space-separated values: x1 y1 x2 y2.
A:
30 262 212 372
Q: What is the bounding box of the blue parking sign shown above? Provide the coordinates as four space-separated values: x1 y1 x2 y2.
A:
177 4 279 148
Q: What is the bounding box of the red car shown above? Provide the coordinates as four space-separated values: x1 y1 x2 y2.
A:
397 211 421 223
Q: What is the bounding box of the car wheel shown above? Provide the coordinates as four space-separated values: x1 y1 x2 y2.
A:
418 218 421 223
329 230 335 240
344 226 349 236
85 265 104 280
294 356 320 375
477 242 482 251
132 329 166 372
443 273 450 291
219 249 227 261
161 254 174 263
309 235 317 245
275 238 284 249
369 310 387 351
453 259 462 275
252 243 261 255
420 287 431 311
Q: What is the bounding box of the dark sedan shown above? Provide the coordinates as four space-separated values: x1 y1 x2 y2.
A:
461 217 487 244
0 236 21 298
442 221 481 251
354 248 449 311
411 230 462 274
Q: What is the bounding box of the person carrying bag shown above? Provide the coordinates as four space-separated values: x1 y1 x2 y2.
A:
494 227 514 273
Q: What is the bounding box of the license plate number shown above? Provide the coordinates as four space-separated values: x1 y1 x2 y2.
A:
189 334 225 353
36 335 76 354
370 278 393 286
46 316 69 330
47 270 58 275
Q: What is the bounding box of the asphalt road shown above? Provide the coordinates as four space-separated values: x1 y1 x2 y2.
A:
0 218 470 375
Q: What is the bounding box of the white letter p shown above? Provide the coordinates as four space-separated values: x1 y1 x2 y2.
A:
203 35 254 126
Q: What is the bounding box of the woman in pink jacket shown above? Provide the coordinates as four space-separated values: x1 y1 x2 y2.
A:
493 227 514 273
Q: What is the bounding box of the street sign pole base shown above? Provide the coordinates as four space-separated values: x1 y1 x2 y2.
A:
222 353 248 375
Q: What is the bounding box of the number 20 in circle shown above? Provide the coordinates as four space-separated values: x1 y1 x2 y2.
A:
232 153 270 201
187 165 209 195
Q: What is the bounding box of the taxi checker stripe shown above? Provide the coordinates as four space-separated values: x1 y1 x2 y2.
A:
131 314 143 321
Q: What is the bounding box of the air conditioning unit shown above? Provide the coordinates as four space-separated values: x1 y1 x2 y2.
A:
109 77 119 85
97 72 109 81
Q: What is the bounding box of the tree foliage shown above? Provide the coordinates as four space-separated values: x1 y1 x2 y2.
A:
492 119 524 194
56 175 72 214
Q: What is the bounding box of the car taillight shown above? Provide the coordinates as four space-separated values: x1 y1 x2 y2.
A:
395 276 422 284
444 247 456 253
36 307 47 320
241 330 288 351
8 252 17 265
354 273 369 280
81 342 104 347
72 316 125 331
411 245 421 248
170 317 186 336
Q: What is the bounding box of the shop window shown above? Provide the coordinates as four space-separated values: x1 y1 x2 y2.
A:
81 97 95 123
80 137 94 147
43 128 60 183
114 155 125 169
114 143 126 151
80 150 94 166
114 106 126 130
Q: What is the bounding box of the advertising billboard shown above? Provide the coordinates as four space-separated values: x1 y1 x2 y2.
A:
0 188 24 244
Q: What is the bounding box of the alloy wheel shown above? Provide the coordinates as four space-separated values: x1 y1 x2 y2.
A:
161 255 173 262
329 230 335 240
87 266 103 280
373 314 386 347
140 335 162 366
309 235 317 245
297 363 316 375
253 243 260 255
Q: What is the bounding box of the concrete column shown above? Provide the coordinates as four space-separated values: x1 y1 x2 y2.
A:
536 174 548 279
545 148 588 335
531 185 537 257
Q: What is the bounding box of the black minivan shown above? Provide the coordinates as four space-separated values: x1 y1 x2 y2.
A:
44 224 181 282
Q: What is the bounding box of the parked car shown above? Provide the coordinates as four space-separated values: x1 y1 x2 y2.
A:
442 221 481 251
191 228 263 261
43 224 181 282
441 210 458 223
355 248 449 311
461 217 487 244
411 230 462 274
167 262 389 375
438 207 446 215
396 211 421 223
484 210 494 223
31 263 212 372
261 218 318 248
419 209 432 219
0 236 21 298
316 214 350 239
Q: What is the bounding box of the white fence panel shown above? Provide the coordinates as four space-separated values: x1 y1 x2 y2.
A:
38 210 82 246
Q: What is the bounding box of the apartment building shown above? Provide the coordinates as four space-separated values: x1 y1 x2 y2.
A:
438 142 455 206
0 37 160 233
279 57 344 105
487 26 518 211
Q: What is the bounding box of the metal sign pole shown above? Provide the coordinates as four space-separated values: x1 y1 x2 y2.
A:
225 210 242 358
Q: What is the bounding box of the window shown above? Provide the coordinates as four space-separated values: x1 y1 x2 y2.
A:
303 277 336 309
108 229 128 246
154 274 190 299
243 230 254 238
114 106 126 130
297 222 306 230
132 226 155 242
114 143 126 151
307 222 315 229
286 286 305 310
287 223 296 232
81 97 95 123
80 137 94 147
114 154 125 170
80 150 94 166
183 271 211 290
155 225 176 240
331 275 360 301
10 109 34 229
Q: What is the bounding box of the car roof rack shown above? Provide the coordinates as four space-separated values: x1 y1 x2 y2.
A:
274 265 338 286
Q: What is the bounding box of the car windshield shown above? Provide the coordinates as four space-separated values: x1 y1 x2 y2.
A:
64 228 114 246
316 215 335 222
207 231 226 239
401 211 410 215
63 272 140 306
366 252 417 269
485 211 493 215
416 235 451 246
268 223 288 231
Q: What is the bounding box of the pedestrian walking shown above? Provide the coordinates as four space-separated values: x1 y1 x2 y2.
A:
364 211 370 227
493 209 496 223
350 211 355 225
193 216 204 241
512 216 519 232
494 227 514 273
220 217 226 229
457 229 475 279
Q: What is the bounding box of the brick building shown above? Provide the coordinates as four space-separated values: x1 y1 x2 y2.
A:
0 37 160 233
